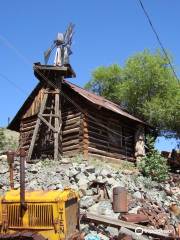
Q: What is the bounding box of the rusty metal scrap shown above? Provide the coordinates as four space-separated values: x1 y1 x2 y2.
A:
0 232 46 240
81 211 174 238
6 150 15 190
120 213 149 224
137 200 170 228
89 180 110 200
113 187 128 213
65 81 148 125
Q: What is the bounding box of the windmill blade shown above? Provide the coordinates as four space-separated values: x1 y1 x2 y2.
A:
44 43 56 64
64 23 75 45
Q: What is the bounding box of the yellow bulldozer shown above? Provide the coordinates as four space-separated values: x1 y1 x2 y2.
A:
0 149 81 240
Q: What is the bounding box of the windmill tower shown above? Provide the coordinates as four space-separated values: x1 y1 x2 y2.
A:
27 24 76 161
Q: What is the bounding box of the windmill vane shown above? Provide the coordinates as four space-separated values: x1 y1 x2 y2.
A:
44 23 75 66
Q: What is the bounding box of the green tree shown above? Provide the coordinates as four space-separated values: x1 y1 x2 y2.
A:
85 64 123 103
85 50 180 138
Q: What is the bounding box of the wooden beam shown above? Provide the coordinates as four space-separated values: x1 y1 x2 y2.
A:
38 114 57 133
54 80 61 161
82 212 172 238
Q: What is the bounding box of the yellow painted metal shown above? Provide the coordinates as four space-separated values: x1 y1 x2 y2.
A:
0 188 79 240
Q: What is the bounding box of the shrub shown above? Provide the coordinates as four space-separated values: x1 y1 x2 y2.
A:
138 135 169 182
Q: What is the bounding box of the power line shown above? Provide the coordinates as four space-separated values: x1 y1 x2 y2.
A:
137 0 179 82
0 73 29 96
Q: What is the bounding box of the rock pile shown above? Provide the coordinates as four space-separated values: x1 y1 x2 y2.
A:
0 155 180 239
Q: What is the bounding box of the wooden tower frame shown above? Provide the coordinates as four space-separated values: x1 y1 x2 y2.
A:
27 63 75 161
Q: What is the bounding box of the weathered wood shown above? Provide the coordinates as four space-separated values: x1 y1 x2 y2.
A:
82 212 172 238
82 112 89 160
63 121 80 131
54 81 60 160
27 92 48 161
38 114 58 133
20 125 35 132
62 127 79 136
21 121 37 128
89 136 109 146
64 116 81 125
62 139 79 147
62 112 81 120
88 146 125 159
63 149 80 156
63 133 80 142
62 144 80 152
89 142 130 156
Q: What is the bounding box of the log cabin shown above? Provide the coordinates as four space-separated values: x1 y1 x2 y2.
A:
8 79 149 163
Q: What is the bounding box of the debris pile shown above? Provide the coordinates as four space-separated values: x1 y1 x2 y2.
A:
0 155 180 239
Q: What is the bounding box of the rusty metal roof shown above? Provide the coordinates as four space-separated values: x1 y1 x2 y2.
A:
8 80 148 131
65 81 147 125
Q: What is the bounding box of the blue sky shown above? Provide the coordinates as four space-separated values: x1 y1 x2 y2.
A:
0 0 179 151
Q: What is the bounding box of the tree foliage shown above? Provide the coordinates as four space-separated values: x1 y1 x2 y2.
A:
85 50 180 138
138 135 169 182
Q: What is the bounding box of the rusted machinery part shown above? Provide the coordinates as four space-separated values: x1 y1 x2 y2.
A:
68 230 85 240
0 232 47 240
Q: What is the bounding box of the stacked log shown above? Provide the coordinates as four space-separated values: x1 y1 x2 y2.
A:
62 107 82 157
19 116 37 151
87 112 135 161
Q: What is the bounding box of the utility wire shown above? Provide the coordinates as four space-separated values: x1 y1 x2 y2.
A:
0 73 29 96
137 0 179 82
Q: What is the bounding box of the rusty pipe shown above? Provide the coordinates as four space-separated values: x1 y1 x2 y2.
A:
6 151 15 190
19 148 26 210
120 213 149 223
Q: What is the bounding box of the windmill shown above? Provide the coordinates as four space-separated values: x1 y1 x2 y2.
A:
27 24 76 161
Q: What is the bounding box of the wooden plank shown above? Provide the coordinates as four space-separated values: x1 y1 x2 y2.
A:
21 120 37 128
89 136 109 146
62 116 80 125
82 212 172 238
88 146 125 159
20 125 35 132
63 121 80 131
62 144 80 152
62 127 79 136
62 139 79 147
38 114 58 133
62 112 81 120
63 149 80 157
54 81 61 160
62 134 79 142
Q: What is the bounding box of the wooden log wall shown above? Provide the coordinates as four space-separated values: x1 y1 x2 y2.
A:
61 99 83 157
87 110 135 161
19 115 37 151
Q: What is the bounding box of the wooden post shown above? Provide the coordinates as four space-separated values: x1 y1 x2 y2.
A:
54 76 62 160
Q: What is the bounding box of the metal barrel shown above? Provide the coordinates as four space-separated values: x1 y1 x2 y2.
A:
113 187 128 213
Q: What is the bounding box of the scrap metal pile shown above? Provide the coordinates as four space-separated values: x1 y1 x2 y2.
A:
80 181 180 239
0 155 180 240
